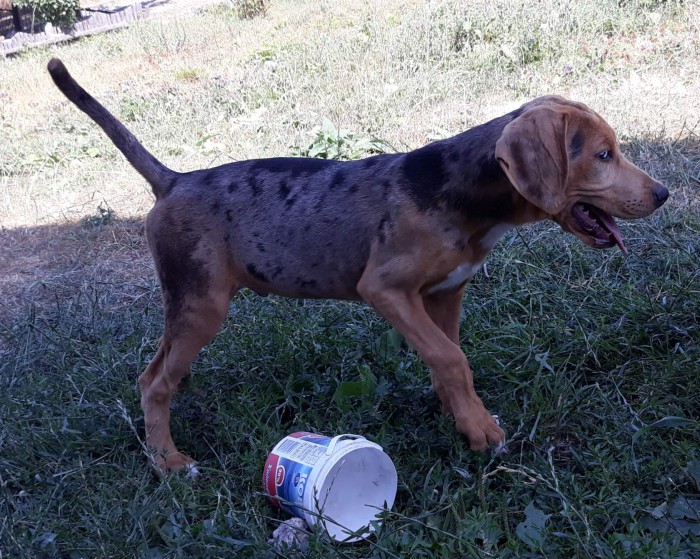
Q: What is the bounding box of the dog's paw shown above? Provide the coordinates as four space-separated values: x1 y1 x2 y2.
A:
151 450 197 478
457 409 505 452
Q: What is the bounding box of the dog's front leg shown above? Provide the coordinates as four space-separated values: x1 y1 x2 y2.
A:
358 280 504 451
422 286 466 416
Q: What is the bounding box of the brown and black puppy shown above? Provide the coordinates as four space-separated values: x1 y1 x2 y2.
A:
47 58 668 474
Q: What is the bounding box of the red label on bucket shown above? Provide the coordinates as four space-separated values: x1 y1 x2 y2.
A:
263 432 333 516
263 452 280 504
275 466 285 485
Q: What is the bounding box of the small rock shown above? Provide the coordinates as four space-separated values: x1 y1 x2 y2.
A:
269 518 309 550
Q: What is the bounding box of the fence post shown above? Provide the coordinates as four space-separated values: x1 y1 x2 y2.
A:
11 4 21 32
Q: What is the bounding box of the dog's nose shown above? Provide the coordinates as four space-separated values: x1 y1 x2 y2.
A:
654 184 670 207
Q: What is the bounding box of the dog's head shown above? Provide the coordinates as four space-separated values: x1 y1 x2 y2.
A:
495 96 668 252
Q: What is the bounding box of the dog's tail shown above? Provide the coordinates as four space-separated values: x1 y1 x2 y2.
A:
47 58 176 199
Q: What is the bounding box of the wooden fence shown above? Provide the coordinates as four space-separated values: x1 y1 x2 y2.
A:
1 3 144 56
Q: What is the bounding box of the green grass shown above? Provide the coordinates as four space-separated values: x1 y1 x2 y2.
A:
1 0 699 557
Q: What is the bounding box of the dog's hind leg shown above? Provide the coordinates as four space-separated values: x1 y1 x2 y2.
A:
138 284 234 474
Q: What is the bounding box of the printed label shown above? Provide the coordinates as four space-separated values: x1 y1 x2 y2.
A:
263 433 332 517
263 452 280 505
273 438 327 466
275 465 285 485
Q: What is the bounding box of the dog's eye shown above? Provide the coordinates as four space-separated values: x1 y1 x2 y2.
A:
597 150 612 160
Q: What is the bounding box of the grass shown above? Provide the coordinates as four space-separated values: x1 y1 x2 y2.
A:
1 0 699 557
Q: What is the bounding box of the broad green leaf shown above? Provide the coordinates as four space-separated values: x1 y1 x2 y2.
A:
646 416 696 429
333 381 365 400
669 497 700 521
373 327 403 361
632 416 696 444
649 502 668 519
641 515 700 536
516 502 550 547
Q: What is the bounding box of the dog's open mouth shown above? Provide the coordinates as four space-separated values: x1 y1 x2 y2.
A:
571 202 627 253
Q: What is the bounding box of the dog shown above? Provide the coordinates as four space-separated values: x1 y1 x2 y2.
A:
47 58 669 474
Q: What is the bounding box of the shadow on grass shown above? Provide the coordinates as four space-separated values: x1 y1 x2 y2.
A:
0 215 157 334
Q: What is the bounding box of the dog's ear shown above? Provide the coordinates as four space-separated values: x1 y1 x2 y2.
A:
495 106 569 215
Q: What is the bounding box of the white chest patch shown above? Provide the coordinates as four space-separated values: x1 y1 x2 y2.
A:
480 223 515 251
426 262 482 294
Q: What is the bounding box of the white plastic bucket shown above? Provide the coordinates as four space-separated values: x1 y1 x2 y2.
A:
263 432 398 542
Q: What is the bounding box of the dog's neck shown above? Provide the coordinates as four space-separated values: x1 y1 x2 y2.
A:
399 106 543 226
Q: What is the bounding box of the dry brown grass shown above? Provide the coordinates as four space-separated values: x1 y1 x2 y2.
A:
0 218 154 332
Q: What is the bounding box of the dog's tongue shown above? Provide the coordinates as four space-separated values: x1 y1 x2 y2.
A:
589 205 627 253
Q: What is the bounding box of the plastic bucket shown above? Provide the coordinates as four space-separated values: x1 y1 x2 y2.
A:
263 432 398 542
